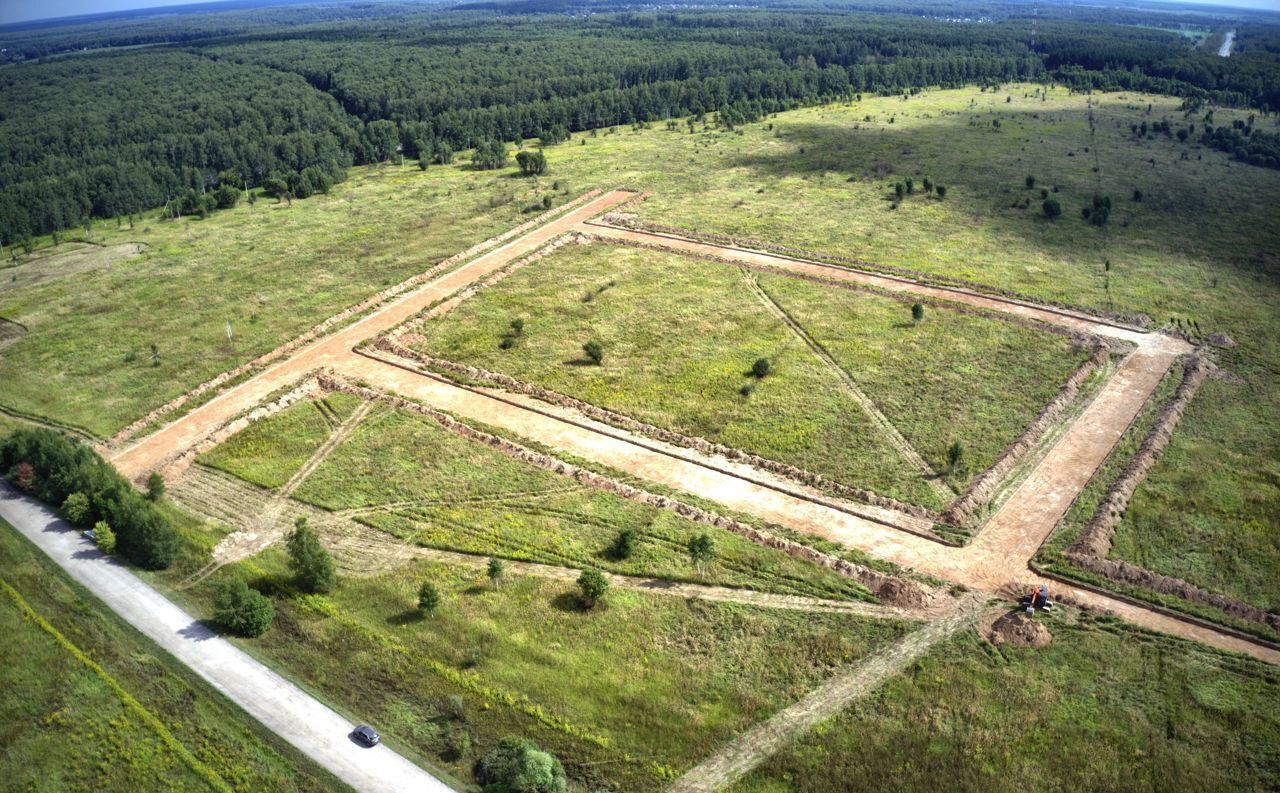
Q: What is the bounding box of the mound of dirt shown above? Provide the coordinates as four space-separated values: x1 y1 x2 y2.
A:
987 612 1052 649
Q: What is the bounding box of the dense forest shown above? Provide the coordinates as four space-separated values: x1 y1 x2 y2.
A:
2 0 1279 244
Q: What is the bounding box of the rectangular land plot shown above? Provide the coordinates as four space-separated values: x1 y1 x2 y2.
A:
411 241 1090 509
729 614 1280 793
184 550 910 792
195 394 875 600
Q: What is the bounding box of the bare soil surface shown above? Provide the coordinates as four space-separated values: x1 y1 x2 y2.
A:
986 610 1053 648
106 192 1279 667
0 242 145 294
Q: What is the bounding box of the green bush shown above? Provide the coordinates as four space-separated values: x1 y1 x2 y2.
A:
1042 198 1062 219
93 520 116 554
418 581 440 614
146 471 165 501
752 357 771 378
61 492 91 526
214 580 274 637
577 569 608 608
477 737 567 793
582 340 604 365
286 517 336 594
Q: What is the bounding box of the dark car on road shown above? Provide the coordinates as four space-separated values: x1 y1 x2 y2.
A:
351 725 381 747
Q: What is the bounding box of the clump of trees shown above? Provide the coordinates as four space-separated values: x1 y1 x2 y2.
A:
1 428 179 569
1082 193 1112 226
473 138 508 170
215 579 275 637
515 150 547 176
477 737 566 793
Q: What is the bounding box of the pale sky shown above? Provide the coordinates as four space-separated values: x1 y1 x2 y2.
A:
2 0 1277 28
1 0 229 26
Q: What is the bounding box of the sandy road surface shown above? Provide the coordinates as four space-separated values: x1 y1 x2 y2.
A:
110 189 637 479
0 485 455 793
104 198 1276 666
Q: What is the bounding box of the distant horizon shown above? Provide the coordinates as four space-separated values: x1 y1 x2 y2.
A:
2 0 1278 29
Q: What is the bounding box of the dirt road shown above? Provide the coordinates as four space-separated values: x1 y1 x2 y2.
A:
105 194 1278 666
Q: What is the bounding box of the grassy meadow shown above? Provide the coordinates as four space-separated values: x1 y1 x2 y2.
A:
0 521 342 793
198 394 875 600
731 611 1280 793
414 242 1084 506
168 545 910 792
1 82 1276 621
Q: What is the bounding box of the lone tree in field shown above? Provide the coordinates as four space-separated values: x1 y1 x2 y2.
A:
215 580 274 638
487 557 505 589
477 737 567 793
577 568 608 609
752 357 771 378
1042 198 1062 219
688 533 715 575
947 441 966 474
418 581 440 615
911 303 925 324
287 517 336 594
146 471 165 501
582 340 604 365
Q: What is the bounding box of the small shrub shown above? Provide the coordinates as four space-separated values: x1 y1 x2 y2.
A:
739 383 755 397
287 517 336 594
418 581 440 615
93 521 116 554
582 340 604 365
1042 198 1062 219
911 303 925 323
214 580 274 637
751 357 771 378
935 185 947 198
477 737 566 793
62 492 91 526
688 532 715 575
947 441 966 473
145 471 165 501
510 318 525 336
487 558 505 588
498 336 516 350
577 569 608 608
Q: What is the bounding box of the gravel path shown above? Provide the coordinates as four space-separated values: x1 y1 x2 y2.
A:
0 484 454 793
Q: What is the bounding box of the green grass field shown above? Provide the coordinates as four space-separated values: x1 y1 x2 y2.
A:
0 521 342 793
199 391 363 488
731 611 1280 793
200 394 875 600
413 243 1084 506
174 547 910 792
2 82 1276 627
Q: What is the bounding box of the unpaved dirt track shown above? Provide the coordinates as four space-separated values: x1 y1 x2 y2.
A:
106 194 1278 667
666 593 992 793
0 485 454 793
110 190 637 480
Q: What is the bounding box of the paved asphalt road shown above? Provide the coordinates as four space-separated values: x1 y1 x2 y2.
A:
0 484 454 793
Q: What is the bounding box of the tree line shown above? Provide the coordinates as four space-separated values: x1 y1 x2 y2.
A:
2 2 1279 244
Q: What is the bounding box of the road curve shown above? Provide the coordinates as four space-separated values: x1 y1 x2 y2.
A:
0 484 455 793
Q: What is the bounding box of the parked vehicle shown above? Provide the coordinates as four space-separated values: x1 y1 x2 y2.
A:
351 725 381 747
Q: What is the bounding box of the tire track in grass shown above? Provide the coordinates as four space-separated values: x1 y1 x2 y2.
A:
741 269 955 504
665 592 990 793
